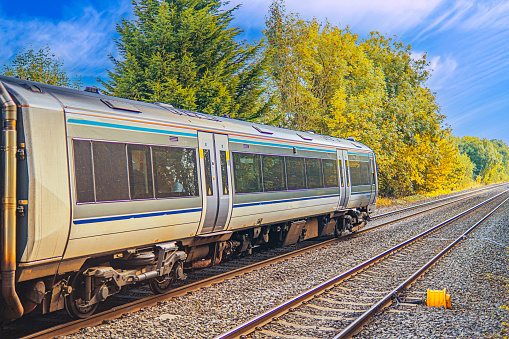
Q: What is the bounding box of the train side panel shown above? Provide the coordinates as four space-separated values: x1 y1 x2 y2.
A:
63 111 203 258
227 137 340 229
6 83 72 266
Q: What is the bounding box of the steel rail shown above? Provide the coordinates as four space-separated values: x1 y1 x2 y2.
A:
360 183 504 234
215 188 509 339
371 183 505 220
21 186 506 339
333 194 509 339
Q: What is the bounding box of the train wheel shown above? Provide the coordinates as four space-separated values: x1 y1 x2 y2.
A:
334 224 343 238
334 219 343 238
149 275 174 294
65 271 98 319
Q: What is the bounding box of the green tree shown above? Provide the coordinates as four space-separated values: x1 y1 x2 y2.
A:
458 136 502 182
458 137 509 183
104 0 271 120
2 45 81 89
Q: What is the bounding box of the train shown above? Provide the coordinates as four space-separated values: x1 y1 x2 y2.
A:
0 75 377 321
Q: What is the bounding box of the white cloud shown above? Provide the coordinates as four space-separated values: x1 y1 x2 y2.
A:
426 55 458 91
412 0 509 41
460 0 509 30
234 0 444 34
0 0 131 79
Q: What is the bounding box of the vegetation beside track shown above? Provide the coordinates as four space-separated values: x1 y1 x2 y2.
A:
376 182 486 208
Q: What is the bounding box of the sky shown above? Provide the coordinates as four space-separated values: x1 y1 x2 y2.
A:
0 0 507 144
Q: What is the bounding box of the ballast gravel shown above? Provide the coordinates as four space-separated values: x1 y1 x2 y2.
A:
355 194 509 339
60 185 509 339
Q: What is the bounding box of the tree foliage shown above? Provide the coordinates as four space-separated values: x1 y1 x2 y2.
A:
457 137 509 183
104 0 271 120
2 45 81 89
263 1 474 197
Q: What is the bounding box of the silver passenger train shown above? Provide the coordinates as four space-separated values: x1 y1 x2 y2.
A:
0 75 377 321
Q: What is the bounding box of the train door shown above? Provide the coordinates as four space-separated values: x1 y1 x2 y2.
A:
212 134 233 231
369 153 377 205
337 149 350 208
197 131 233 234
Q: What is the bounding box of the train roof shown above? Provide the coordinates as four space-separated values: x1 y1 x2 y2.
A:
0 75 373 153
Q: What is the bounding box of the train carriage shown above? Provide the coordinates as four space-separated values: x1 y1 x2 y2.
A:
0 75 377 321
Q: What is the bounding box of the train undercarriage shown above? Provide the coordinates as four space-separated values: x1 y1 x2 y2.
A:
5 209 370 320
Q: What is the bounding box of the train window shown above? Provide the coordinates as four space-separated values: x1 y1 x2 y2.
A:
371 158 376 184
262 155 286 192
92 141 130 202
338 160 344 187
73 140 95 203
305 158 323 189
220 151 229 195
323 159 339 187
361 161 371 185
349 160 371 186
286 156 306 190
345 160 350 186
152 146 199 198
232 152 262 193
127 144 154 199
202 149 213 196
349 160 361 186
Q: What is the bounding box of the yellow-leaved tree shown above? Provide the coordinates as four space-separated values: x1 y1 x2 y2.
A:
264 0 473 197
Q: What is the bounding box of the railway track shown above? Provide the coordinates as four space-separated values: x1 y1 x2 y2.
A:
370 183 505 221
10 184 506 339
215 188 509 339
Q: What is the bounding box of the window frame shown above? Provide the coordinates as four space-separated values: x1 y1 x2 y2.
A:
73 139 199 204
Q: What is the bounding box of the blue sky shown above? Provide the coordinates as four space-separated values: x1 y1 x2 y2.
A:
0 0 507 144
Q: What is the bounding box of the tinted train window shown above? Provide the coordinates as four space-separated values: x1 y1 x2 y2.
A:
323 159 338 187
93 141 129 201
153 146 198 197
128 144 154 199
286 157 306 190
203 149 213 196
233 152 262 193
338 160 344 187
220 151 229 195
361 161 371 185
345 160 350 186
262 155 286 191
305 158 323 189
349 160 371 186
73 140 95 203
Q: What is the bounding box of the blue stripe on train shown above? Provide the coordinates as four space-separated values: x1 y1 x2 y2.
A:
229 137 334 153
233 194 340 208
73 194 342 224
73 207 202 225
68 118 198 137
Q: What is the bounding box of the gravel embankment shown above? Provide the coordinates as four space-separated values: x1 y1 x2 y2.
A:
61 187 509 339
355 196 509 339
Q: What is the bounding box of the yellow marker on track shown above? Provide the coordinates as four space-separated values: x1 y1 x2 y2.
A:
426 289 451 309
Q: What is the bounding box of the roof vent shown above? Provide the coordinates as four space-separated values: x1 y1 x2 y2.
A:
252 126 273 135
19 83 42 93
154 103 220 121
153 102 174 109
297 133 313 141
347 137 356 141
84 87 100 94
101 99 141 113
